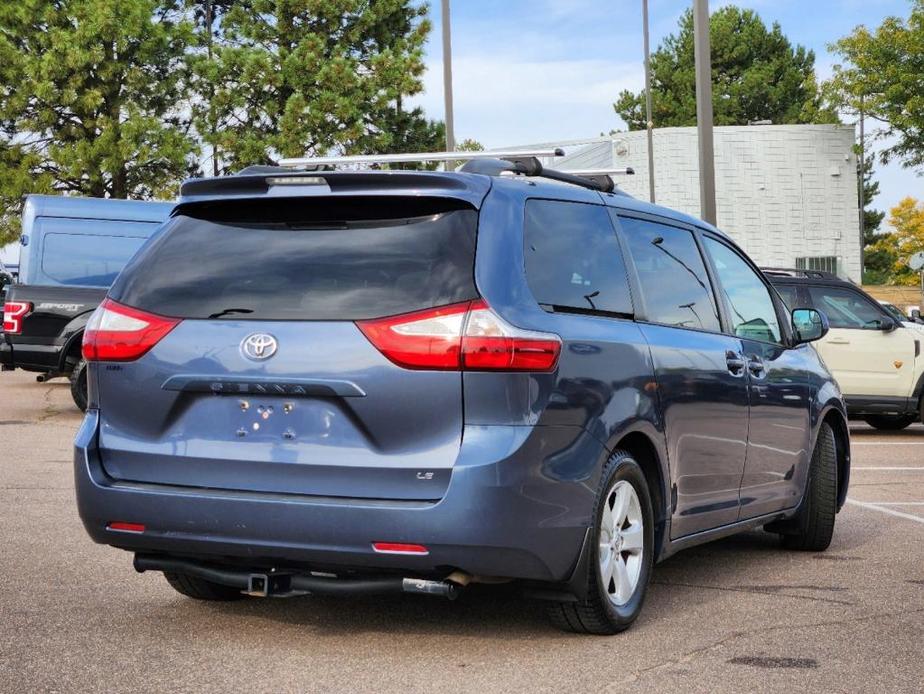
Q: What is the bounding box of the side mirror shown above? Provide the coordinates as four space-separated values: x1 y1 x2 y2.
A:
911 308 921 321
792 308 829 345
879 316 897 332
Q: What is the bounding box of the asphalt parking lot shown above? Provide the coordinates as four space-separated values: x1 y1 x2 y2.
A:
1 369 922 693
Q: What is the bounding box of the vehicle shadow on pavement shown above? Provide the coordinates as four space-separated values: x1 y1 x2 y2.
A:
168 528 870 637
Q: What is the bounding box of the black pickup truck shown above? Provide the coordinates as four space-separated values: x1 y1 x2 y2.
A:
2 285 106 408
1 195 173 409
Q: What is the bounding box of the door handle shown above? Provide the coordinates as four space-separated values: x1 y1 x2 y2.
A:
747 355 766 379
828 337 850 344
725 350 745 376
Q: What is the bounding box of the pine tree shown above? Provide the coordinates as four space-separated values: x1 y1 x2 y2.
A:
615 6 836 130
0 0 198 245
193 0 431 172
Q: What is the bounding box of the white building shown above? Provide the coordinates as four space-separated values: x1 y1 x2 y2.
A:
523 125 861 282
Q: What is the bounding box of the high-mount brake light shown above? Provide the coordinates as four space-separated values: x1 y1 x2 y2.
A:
82 299 180 362
357 300 561 372
2 301 31 334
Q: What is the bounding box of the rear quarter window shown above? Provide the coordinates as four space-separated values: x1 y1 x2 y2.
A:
523 200 632 316
109 197 479 321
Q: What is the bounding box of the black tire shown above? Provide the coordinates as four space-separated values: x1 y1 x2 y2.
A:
547 451 655 635
69 358 88 412
863 414 916 431
779 422 838 552
164 572 246 601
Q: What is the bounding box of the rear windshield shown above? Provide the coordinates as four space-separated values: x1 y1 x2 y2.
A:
109 197 478 321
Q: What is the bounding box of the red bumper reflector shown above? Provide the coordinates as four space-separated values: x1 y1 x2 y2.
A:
107 521 146 533
372 542 429 555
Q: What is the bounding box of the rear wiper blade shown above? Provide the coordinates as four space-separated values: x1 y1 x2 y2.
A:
207 308 254 319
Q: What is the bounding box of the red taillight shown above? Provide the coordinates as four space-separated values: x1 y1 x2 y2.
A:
372 542 429 555
461 301 561 371
357 299 561 372
82 299 180 362
2 301 31 334
107 521 146 533
357 302 469 369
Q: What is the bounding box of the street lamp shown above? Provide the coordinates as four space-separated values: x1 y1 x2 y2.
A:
642 0 655 203
441 0 456 152
693 0 717 225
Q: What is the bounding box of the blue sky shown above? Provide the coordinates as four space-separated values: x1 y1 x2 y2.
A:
411 0 921 222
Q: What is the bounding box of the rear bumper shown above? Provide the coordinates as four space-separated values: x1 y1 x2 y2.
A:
74 411 604 582
0 337 60 372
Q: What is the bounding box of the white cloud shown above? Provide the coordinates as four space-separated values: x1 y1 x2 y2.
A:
410 55 643 147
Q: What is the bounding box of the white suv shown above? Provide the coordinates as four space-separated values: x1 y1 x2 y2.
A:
766 270 923 430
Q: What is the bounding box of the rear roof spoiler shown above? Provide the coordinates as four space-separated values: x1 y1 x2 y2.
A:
177 170 493 208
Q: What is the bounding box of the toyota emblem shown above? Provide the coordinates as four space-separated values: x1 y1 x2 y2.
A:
241 333 278 360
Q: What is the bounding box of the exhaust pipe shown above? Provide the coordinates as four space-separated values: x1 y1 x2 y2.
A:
133 554 463 600
402 577 461 600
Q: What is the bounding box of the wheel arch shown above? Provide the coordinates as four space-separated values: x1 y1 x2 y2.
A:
610 430 668 559
56 311 94 372
58 329 85 372
819 405 850 512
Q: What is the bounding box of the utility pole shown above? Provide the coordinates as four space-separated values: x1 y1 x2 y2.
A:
693 0 717 225
642 0 655 203
206 0 218 177
858 95 866 278
441 0 456 152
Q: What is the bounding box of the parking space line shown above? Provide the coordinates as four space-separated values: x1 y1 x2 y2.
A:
846 499 924 525
856 502 924 506
852 466 924 471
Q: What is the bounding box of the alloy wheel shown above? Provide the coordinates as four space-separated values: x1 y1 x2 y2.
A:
598 480 644 606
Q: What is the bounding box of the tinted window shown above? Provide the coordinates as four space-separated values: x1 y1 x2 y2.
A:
110 197 478 321
42 233 146 287
619 217 720 332
881 302 906 322
703 237 781 344
524 200 632 315
772 283 800 309
807 285 890 330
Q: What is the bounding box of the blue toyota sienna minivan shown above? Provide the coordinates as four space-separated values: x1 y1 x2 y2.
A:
74 158 850 634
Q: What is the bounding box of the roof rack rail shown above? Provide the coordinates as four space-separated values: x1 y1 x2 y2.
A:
274 149 634 194
277 149 565 168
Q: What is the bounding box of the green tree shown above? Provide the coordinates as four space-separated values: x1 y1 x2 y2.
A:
195 0 431 173
859 155 886 244
187 0 238 176
0 0 198 245
858 151 890 283
348 98 445 160
826 1 924 171
615 6 836 130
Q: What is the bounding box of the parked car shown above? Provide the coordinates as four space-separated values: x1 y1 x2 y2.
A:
878 300 924 330
75 157 849 635
1 195 173 409
765 268 924 430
